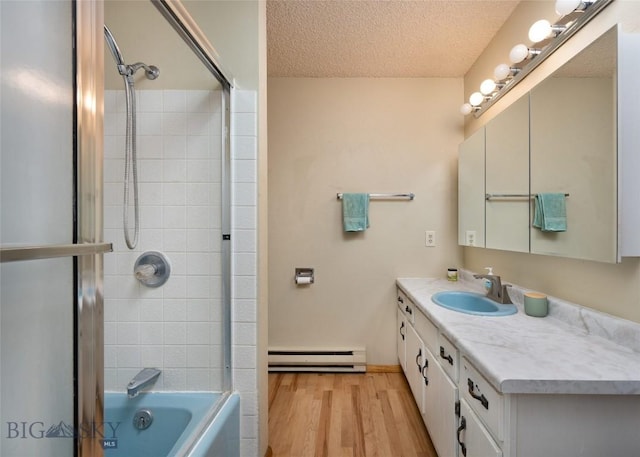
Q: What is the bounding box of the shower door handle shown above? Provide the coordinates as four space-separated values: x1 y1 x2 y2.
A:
0 243 113 263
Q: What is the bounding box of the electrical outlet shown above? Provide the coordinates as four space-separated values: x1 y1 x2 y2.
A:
466 230 477 246
425 231 436 247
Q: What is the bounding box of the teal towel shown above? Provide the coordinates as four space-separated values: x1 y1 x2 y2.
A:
533 193 567 232
342 193 370 232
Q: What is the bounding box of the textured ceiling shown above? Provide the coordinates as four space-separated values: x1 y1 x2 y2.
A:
267 0 522 77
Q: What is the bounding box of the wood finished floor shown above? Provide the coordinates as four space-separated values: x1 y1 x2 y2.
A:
268 372 438 457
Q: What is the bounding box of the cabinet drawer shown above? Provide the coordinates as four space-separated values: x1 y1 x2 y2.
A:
397 288 415 324
461 357 504 442
438 333 459 382
414 309 438 355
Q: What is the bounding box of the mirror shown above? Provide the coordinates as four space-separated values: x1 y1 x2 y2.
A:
458 128 485 248
530 26 617 262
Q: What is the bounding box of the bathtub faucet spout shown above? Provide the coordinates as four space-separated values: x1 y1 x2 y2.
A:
127 368 161 398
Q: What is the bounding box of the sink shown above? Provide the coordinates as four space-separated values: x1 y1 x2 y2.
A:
431 291 517 316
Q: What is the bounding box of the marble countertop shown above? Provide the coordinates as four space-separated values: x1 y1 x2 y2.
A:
396 273 640 395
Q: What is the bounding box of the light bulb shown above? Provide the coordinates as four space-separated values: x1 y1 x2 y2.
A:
469 92 484 107
509 44 530 64
460 103 473 115
529 19 552 43
494 63 512 81
480 79 497 95
555 0 582 15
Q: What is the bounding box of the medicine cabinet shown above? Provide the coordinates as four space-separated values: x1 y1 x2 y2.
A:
458 24 640 263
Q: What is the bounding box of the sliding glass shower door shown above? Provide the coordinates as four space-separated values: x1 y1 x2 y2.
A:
1 1 105 456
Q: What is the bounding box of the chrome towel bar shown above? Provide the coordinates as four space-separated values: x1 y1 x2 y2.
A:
337 192 415 200
485 193 569 201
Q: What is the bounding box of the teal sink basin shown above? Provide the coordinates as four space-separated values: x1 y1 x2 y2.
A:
431 291 517 316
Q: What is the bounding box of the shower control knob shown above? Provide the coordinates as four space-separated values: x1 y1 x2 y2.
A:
133 251 171 287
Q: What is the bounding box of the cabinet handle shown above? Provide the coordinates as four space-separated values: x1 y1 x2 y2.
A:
467 378 489 410
405 305 412 315
399 321 405 341
457 416 467 457
415 348 422 373
422 358 429 385
439 346 453 365
398 296 404 304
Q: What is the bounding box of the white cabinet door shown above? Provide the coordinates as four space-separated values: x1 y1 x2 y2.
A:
458 128 485 247
426 359 459 457
485 95 530 253
397 307 407 372
458 399 502 457
406 324 427 413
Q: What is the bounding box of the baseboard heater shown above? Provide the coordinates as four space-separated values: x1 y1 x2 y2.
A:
268 347 366 372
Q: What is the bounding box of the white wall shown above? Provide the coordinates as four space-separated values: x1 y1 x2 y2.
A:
462 1 640 323
268 78 463 365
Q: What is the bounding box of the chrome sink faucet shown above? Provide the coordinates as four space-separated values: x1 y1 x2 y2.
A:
127 368 161 398
473 274 513 304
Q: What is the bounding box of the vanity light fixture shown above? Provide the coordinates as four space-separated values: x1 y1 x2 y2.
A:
555 0 594 16
528 19 568 43
460 0 613 118
493 63 520 81
509 43 542 64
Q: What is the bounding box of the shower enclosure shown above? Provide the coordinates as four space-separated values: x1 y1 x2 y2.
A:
1 0 234 455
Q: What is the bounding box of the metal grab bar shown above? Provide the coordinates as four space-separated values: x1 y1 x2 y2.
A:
485 193 569 201
337 192 415 200
0 243 113 263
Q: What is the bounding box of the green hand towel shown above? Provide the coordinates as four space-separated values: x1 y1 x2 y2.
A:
342 193 370 232
533 193 567 232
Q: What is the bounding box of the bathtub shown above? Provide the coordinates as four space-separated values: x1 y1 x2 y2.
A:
104 392 239 457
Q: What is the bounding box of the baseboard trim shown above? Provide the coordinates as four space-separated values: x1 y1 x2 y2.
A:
367 364 402 373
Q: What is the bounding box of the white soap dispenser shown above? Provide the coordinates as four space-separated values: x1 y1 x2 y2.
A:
483 267 494 292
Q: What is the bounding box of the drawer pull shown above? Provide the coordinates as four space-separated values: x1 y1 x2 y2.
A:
457 416 467 457
398 296 404 304
399 321 405 341
467 378 489 410
415 349 422 373
422 359 429 385
439 346 453 365
405 305 413 315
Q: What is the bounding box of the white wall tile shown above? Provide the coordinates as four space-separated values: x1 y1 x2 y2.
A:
140 323 163 345
187 135 210 159
187 322 211 345
164 206 186 229
137 135 163 159
233 253 257 276
163 299 187 322
233 346 256 369
232 206 256 230
163 112 187 135
163 183 186 205
232 136 257 160
117 346 141 368
137 90 163 113
232 90 257 113
187 345 210 368
232 113 257 137
163 90 186 113
162 160 187 183
186 369 210 390
164 346 187 367
163 135 186 159
186 90 213 113
164 322 187 345
233 183 257 206
141 345 163 367
233 322 257 346
138 113 163 136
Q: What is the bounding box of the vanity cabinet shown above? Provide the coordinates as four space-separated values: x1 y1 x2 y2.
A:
397 280 640 457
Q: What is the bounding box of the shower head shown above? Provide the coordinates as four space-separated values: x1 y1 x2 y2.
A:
128 63 160 80
104 25 125 67
104 25 160 80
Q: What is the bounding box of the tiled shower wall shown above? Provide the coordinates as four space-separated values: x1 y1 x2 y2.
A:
103 88 225 391
104 87 258 453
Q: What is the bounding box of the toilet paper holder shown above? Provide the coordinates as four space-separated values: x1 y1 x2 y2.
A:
295 268 314 285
